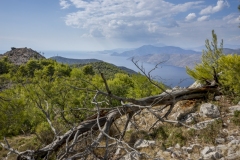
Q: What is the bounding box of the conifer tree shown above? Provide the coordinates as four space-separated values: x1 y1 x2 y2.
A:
186 30 224 85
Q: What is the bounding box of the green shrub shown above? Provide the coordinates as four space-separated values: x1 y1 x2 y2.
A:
186 30 223 84
35 122 54 144
199 120 222 144
232 110 240 126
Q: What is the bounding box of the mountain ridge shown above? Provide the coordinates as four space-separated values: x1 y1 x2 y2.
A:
49 56 102 64
113 45 240 68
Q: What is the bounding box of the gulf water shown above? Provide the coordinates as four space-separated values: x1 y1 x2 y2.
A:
43 51 194 87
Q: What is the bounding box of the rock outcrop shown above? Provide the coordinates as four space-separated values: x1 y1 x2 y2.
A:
0 47 45 65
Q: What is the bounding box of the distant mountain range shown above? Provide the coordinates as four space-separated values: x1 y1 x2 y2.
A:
112 45 201 57
111 45 240 68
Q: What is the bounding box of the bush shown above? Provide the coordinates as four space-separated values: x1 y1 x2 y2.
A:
198 120 222 144
218 54 240 96
187 30 240 99
186 30 223 85
35 122 54 144
232 111 240 126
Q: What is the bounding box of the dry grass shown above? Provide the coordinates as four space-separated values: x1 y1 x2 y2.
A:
0 135 39 160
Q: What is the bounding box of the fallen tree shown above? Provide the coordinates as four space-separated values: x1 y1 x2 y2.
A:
1 84 219 160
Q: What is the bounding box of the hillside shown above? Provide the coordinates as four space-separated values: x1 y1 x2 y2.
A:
131 53 201 68
113 45 240 68
73 61 137 78
0 47 45 65
49 56 102 64
112 45 201 57
51 56 137 76
0 44 240 159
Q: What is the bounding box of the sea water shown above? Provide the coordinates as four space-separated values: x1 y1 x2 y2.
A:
43 51 194 87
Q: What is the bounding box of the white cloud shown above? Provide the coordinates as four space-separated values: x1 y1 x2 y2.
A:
198 15 210 21
60 0 71 9
223 13 240 24
200 0 229 15
61 0 203 41
185 13 196 21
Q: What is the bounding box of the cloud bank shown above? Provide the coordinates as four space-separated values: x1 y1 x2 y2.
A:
200 0 229 15
58 0 239 47
60 0 203 41
60 0 71 9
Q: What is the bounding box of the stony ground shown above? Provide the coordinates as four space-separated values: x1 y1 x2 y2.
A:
113 95 240 160
0 96 239 160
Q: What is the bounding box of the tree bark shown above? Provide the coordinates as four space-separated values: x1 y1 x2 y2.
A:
16 86 218 159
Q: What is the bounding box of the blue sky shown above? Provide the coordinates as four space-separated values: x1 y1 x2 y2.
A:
0 0 239 51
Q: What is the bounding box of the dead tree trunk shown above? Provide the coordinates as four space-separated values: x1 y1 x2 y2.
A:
1 86 218 159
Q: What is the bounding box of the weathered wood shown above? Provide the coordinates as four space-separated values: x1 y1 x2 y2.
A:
16 87 218 159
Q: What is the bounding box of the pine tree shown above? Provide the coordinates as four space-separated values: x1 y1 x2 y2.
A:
186 30 224 85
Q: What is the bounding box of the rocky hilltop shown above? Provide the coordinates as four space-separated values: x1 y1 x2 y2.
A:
0 47 45 65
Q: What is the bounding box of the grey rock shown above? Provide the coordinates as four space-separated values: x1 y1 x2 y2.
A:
186 147 193 153
201 146 213 156
175 143 181 149
227 148 236 156
188 81 204 89
194 118 220 130
171 151 182 158
228 105 240 114
190 144 202 150
226 136 235 142
120 151 140 160
134 139 155 149
182 113 198 124
166 147 174 152
216 145 228 154
215 138 225 144
202 151 222 160
199 103 220 118
215 96 222 101
225 153 240 160
228 139 240 147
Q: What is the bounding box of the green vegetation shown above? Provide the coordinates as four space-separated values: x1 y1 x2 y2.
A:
187 30 240 100
186 30 223 85
0 58 164 139
232 111 240 126
73 61 133 79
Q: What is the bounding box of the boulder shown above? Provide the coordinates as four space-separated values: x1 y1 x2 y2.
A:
199 103 220 118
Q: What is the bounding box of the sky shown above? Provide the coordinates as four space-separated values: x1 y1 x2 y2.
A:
0 0 239 51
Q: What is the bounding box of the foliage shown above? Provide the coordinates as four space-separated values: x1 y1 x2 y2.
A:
35 122 54 144
73 61 131 79
187 30 240 98
186 30 224 84
0 58 164 139
218 54 240 95
232 110 240 126
0 57 13 75
198 120 223 144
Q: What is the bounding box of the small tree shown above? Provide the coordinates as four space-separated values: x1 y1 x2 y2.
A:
186 30 224 85
82 65 95 75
